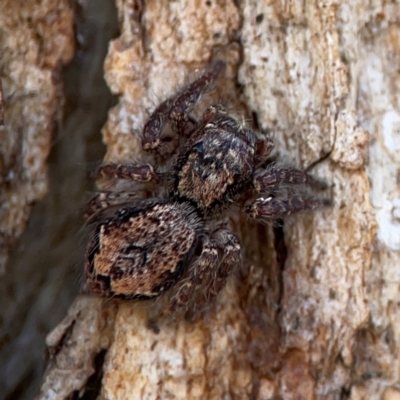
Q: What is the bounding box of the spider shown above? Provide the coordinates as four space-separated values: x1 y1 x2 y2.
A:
84 60 329 316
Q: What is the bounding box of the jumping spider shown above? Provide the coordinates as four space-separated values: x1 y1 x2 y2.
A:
84 60 329 316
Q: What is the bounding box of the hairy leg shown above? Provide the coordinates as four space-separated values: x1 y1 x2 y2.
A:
247 164 330 223
253 165 328 193
168 229 241 319
246 194 331 224
169 60 225 135
86 163 160 222
142 59 225 154
84 191 140 223
170 236 219 311
94 163 158 183
208 229 241 299
254 135 275 165
201 103 242 132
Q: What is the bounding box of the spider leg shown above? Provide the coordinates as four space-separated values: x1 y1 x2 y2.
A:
94 163 158 183
253 165 328 193
201 103 240 131
255 135 275 165
169 60 225 135
84 192 140 223
171 236 219 309
86 163 161 222
142 59 225 153
246 165 330 223
208 229 241 299
246 194 331 224
141 97 177 157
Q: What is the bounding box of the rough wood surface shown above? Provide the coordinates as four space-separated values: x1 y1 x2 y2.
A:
0 2 120 399
37 0 400 399
0 0 74 272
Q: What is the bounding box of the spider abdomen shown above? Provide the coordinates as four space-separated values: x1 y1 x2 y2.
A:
85 201 201 299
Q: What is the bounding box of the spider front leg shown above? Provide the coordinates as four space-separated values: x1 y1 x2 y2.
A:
168 59 225 135
142 59 225 155
253 165 328 192
245 165 331 223
246 194 331 224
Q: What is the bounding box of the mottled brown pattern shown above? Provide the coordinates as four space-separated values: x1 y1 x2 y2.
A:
174 123 254 214
84 60 329 314
86 201 200 298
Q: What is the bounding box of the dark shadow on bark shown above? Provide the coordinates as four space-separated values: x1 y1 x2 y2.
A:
0 1 119 398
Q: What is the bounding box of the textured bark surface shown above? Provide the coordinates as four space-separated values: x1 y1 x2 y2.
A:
0 1 119 399
36 0 399 399
0 0 74 272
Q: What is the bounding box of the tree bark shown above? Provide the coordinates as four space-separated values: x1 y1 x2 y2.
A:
0 0 74 272
37 0 400 399
0 2 118 399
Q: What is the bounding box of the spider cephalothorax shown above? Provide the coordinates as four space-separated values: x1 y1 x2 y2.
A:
169 104 259 217
84 60 329 315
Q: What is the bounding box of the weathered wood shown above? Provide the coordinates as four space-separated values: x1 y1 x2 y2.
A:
0 0 74 272
37 1 400 399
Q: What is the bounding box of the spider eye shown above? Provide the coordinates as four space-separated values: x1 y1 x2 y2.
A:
192 141 205 155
